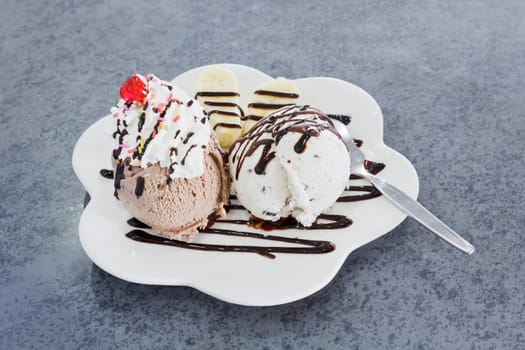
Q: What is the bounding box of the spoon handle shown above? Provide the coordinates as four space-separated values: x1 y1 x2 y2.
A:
363 173 475 255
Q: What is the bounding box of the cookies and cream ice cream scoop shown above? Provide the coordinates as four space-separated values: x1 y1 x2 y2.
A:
228 105 350 227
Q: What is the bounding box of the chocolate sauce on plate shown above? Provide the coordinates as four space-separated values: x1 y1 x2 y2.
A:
126 228 334 259
204 101 245 116
364 160 386 175
216 213 352 231
253 90 299 98
327 114 352 125
194 91 240 98
135 176 145 198
125 217 337 259
248 102 292 110
114 163 125 189
127 217 151 228
338 186 382 202
99 169 114 179
213 122 242 130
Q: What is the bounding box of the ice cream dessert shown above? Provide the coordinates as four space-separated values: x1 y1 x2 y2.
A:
229 105 351 227
111 74 229 241
87 67 389 258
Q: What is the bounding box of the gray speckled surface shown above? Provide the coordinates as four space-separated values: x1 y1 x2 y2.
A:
1 0 524 349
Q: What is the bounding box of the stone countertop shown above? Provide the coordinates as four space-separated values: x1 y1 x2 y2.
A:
1 1 523 349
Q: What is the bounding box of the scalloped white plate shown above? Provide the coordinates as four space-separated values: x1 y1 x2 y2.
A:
72 64 419 306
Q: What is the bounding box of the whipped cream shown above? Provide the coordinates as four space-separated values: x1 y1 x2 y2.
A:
111 74 210 179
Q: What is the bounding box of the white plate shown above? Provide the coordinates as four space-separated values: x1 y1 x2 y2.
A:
72 64 419 306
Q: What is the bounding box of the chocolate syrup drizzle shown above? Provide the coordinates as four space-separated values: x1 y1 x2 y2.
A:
136 100 173 161
126 226 335 259
242 89 299 122
194 91 244 131
114 163 125 189
338 161 385 201
364 160 386 175
327 114 352 125
214 213 352 231
125 213 350 259
338 186 381 202
99 169 114 179
214 123 242 130
248 102 291 110
112 119 128 159
207 110 239 117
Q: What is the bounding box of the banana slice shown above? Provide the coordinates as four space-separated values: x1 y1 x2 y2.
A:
242 77 299 135
195 67 242 150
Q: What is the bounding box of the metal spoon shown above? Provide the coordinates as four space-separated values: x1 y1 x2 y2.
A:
331 119 475 255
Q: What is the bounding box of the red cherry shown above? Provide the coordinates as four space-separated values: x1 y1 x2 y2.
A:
119 74 147 103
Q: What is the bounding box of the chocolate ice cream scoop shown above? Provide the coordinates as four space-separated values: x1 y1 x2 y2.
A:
115 137 229 241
